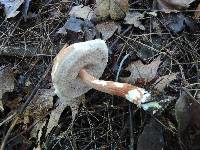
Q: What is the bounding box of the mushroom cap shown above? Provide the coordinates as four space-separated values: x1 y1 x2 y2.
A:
52 39 108 99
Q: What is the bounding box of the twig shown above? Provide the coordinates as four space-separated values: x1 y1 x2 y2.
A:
0 117 18 150
115 53 130 82
110 26 132 53
129 104 135 150
0 112 16 127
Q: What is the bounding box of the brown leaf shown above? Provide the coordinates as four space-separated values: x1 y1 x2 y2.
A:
109 0 129 20
194 3 200 19
27 87 85 140
157 0 196 12
69 5 94 20
124 12 145 30
96 21 119 40
154 72 178 92
95 0 129 20
25 88 54 141
25 88 55 124
121 56 161 84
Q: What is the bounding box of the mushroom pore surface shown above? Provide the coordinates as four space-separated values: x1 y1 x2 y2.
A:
52 39 108 99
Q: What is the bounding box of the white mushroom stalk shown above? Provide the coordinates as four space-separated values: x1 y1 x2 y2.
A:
52 39 151 105
79 69 150 105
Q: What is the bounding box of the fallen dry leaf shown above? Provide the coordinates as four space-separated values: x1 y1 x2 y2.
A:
21 88 54 131
27 87 85 142
0 0 24 18
121 56 161 84
27 88 54 139
0 66 14 111
194 3 200 19
162 13 195 33
154 72 178 92
157 0 196 12
96 21 119 40
25 88 54 123
95 0 129 20
124 12 145 30
46 95 85 136
45 103 66 136
57 17 97 40
57 17 83 34
175 89 200 132
137 119 164 150
69 5 94 20
31 121 46 150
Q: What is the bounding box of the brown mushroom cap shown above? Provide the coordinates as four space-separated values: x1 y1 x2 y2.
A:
52 39 108 99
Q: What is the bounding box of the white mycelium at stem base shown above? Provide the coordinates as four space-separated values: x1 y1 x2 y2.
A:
125 88 151 104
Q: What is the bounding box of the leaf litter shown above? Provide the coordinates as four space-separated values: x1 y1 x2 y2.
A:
22 86 86 142
1 0 200 149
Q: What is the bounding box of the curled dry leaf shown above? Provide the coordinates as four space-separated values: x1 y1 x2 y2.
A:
124 12 145 30
154 72 178 92
0 66 14 111
96 21 119 40
121 56 161 84
0 0 24 18
157 0 196 12
69 5 94 20
95 0 129 20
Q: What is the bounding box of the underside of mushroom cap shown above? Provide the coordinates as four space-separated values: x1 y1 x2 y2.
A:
52 39 108 99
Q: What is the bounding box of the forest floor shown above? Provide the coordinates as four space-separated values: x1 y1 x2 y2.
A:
0 0 200 150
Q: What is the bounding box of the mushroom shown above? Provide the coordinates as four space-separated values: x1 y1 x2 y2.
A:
52 39 151 105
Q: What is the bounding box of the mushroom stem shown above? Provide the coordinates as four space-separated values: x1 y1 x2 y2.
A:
79 69 151 105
